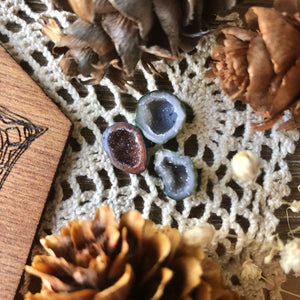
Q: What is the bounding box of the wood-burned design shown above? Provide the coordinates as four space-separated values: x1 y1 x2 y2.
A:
0 105 47 189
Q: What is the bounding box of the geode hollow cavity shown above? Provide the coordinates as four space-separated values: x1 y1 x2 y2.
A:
136 90 186 144
102 122 147 174
154 149 197 200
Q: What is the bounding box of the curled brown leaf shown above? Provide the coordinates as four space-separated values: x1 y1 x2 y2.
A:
245 7 300 74
153 0 181 55
102 13 142 75
107 0 153 39
68 0 94 23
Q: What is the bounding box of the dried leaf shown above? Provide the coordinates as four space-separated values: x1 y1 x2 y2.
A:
25 256 76 292
153 0 181 55
102 13 142 74
246 7 300 73
179 36 199 53
142 219 157 239
193 281 212 300
105 67 132 89
251 113 282 131
223 37 248 77
25 289 98 300
120 210 145 254
108 227 129 280
203 0 237 16
140 45 178 60
59 52 80 77
70 220 96 251
166 256 202 298
177 243 205 263
274 0 300 15
65 19 113 54
51 0 73 12
69 0 94 23
94 0 117 14
201 257 223 286
39 17 63 43
270 57 300 116
211 31 249 100
42 0 237 91
277 98 300 130
91 206 120 254
179 0 204 52
246 35 274 116
73 267 99 289
67 48 99 77
94 264 133 300
41 235 74 261
89 55 119 84
143 18 173 58
182 0 195 27
107 0 153 39
160 226 182 264
150 268 174 300
221 27 257 42
142 232 171 281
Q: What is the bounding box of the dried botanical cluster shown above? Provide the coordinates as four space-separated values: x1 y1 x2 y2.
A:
207 0 300 131
25 206 239 299
231 150 260 183
280 238 300 276
40 0 237 87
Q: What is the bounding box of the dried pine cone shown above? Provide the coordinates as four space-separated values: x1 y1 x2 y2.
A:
40 0 237 88
25 206 239 300
207 0 300 131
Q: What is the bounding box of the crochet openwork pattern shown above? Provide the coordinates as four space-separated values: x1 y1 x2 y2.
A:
1 1 298 299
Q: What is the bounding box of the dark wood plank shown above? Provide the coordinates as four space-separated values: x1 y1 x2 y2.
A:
0 46 71 299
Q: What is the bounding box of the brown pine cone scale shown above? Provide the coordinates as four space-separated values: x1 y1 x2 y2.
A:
40 0 237 88
25 206 240 300
208 0 300 131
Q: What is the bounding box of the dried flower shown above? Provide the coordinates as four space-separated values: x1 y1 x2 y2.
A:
207 0 300 130
231 150 260 183
280 199 300 213
280 238 300 276
288 200 300 213
241 260 262 280
264 237 284 264
264 250 276 265
25 206 240 299
183 225 215 248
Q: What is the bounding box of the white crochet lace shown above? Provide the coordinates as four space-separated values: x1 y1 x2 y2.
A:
1 1 298 299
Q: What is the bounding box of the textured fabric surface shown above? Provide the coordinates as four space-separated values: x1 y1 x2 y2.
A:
1 1 299 299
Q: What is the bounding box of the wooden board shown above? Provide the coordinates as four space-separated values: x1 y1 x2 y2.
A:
0 45 72 299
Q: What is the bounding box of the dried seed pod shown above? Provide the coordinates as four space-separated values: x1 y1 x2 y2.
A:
25 206 240 299
183 226 215 248
40 0 238 88
207 0 300 130
280 238 300 276
241 260 262 280
231 150 260 183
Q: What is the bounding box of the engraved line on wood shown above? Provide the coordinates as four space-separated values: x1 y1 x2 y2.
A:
0 105 48 190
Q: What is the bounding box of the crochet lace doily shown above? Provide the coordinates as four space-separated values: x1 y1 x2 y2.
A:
1 1 299 299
